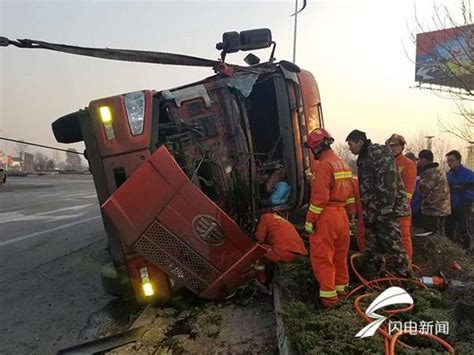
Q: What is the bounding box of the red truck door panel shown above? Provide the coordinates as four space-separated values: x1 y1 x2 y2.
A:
102 146 268 299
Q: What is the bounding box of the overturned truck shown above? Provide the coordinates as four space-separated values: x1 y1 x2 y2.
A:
42 29 323 303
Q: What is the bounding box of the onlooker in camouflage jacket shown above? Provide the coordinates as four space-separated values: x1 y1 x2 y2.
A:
353 138 409 225
346 130 411 278
418 150 451 236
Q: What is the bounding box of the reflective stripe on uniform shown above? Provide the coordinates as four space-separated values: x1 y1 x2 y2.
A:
345 197 356 205
336 284 348 292
305 222 314 232
406 192 413 199
319 289 337 298
334 171 353 180
309 204 323 214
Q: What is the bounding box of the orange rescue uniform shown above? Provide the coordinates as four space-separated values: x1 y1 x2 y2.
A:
395 154 417 261
305 149 355 308
256 213 308 263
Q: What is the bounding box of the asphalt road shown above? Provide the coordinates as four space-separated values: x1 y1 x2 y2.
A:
0 175 129 354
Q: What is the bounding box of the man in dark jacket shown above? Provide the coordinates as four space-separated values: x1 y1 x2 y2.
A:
346 129 411 277
418 150 451 236
445 150 474 250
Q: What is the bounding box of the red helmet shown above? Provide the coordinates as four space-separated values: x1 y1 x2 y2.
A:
306 128 334 149
386 133 407 146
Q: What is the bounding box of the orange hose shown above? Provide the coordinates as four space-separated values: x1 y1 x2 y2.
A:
348 253 454 354
384 336 390 354
353 294 413 350
412 263 423 275
350 253 382 290
364 276 428 290
389 330 455 355
345 283 365 298
385 303 414 315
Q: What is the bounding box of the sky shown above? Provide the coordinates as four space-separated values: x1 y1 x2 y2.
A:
0 0 470 161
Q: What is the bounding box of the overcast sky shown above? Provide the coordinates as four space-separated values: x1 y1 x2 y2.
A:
0 0 469 160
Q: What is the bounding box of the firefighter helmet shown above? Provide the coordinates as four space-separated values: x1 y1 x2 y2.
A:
386 133 407 146
305 128 334 149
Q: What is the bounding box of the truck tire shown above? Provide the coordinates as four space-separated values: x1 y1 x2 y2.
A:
51 109 87 143
100 263 127 297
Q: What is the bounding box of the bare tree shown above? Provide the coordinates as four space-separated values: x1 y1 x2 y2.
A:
45 158 55 170
410 0 474 142
432 137 452 165
406 128 434 154
52 150 62 166
65 148 82 166
333 143 357 173
33 152 48 171
14 139 28 160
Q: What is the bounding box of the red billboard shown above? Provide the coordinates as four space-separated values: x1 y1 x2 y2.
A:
415 25 474 90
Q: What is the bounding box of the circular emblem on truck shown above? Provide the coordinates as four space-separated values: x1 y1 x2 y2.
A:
192 215 225 246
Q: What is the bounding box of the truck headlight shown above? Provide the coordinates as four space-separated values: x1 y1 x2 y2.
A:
140 267 154 297
99 106 115 140
124 91 145 136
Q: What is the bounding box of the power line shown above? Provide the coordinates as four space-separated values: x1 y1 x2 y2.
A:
0 137 84 155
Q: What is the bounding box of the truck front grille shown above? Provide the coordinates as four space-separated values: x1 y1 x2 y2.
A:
134 220 221 295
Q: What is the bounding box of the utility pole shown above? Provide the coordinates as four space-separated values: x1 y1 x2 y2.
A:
467 141 474 169
425 135 434 150
292 0 298 63
291 0 307 64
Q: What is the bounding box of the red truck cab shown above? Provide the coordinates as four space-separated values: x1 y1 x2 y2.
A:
51 32 323 304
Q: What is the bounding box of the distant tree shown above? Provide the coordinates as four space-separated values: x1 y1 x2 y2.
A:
14 139 28 160
65 148 82 166
33 152 48 171
53 150 62 166
45 159 55 170
406 129 433 155
333 143 357 173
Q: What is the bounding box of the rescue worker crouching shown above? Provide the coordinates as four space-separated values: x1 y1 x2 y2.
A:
304 128 356 308
254 212 307 284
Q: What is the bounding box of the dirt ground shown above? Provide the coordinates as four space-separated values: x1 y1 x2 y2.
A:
278 233 474 354
108 286 277 354
103 232 473 354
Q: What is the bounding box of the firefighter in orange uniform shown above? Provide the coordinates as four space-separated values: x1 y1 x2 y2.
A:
304 128 356 308
385 134 417 261
253 213 308 284
256 213 308 262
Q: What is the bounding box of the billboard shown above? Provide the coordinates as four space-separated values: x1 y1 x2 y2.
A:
415 25 474 90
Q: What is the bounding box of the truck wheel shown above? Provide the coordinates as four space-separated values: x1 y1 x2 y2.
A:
51 109 86 143
100 263 128 297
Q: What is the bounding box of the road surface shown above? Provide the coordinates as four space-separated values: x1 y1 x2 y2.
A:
0 175 131 354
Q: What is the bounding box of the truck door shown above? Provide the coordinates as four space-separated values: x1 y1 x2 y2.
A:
102 146 268 300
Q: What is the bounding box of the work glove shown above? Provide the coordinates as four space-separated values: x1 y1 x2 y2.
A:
304 221 315 237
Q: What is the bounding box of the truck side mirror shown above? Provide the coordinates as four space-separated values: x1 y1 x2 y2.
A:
239 29 272 51
216 28 273 61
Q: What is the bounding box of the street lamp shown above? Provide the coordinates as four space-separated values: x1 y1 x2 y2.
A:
291 0 307 63
425 135 434 150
